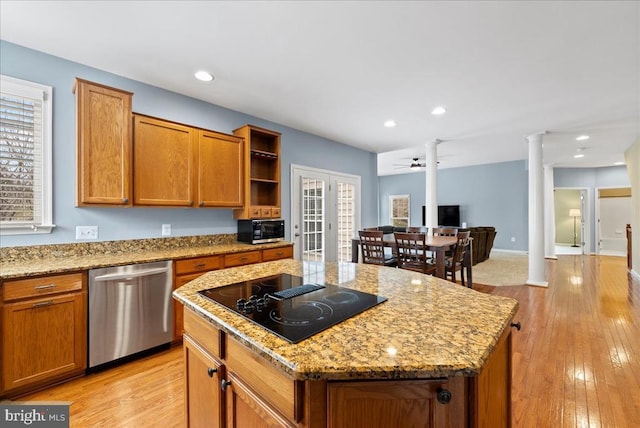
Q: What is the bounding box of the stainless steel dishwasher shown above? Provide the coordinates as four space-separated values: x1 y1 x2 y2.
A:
88 260 173 368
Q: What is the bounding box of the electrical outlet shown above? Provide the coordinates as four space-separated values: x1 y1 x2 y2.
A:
162 224 171 236
76 226 98 240
511 236 516 242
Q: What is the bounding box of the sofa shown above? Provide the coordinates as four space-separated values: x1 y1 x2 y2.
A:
371 225 496 265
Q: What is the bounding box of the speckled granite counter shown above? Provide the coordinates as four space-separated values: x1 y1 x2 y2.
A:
173 258 519 380
0 234 292 280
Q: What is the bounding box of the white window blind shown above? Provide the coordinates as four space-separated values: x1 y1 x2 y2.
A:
0 75 53 235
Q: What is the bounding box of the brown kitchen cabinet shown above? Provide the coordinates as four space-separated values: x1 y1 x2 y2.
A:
133 114 197 207
173 255 223 340
133 115 244 208
198 130 244 208
74 78 133 206
1 272 87 397
233 125 281 219
184 335 225 428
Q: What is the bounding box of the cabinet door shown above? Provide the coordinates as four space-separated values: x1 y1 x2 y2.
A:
2 292 87 393
225 372 296 428
133 115 196 206
198 130 243 207
75 78 132 206
184 336 225 428
327 378 466 428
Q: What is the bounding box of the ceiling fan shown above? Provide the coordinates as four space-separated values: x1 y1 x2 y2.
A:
392 157 432 170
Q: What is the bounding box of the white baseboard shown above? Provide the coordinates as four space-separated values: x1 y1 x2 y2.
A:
491 248 528 255
631 269 640 281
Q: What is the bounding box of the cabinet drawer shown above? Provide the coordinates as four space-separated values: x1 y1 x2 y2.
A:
175 255 222 275
183 308 223 359
259 207 273 218
249 206 262 217
262 246 293 262
226 336 299 423
3 273 84 302
224 251 261 267
271 207 281 218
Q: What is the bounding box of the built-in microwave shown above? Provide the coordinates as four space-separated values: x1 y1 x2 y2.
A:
237 219 285 244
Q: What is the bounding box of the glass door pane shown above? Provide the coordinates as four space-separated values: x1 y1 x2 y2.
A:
336 181 355 262
302 177 325 262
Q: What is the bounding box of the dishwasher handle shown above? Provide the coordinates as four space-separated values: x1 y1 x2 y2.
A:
92 266 171 282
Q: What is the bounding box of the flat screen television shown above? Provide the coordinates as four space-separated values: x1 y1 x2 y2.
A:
422 205 460 227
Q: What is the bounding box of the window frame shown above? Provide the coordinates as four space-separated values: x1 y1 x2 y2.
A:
0 74 54 235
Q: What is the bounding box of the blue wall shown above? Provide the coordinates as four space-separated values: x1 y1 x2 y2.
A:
379 161 529 251
378 163 631 253
0 41 378 247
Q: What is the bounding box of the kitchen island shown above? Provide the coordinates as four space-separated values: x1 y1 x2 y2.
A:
173 259 519 428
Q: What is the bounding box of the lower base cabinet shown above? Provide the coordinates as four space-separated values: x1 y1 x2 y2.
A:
1 272 87 398
183 307 512 428
183 336 224 428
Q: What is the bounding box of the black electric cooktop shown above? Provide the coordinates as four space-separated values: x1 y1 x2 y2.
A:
198 273 387 343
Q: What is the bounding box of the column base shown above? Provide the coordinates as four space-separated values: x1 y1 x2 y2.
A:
526 279 548 288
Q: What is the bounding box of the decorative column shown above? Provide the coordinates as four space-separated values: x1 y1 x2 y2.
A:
424 140 439 230
526 132 548 287
544 164 557 260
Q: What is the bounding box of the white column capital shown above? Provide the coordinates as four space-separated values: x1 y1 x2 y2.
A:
526 131 548 143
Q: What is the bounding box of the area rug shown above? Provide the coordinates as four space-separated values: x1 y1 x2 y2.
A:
472 251 528 286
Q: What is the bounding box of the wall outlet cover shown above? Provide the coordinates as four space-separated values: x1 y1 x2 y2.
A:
76 226 98 240
162 224 171 236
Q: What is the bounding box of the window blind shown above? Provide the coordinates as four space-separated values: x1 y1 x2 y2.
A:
0 86 44 225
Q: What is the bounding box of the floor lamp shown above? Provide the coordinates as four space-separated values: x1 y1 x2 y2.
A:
569 209 581 247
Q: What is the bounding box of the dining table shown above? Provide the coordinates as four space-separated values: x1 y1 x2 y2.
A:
351 233 473 287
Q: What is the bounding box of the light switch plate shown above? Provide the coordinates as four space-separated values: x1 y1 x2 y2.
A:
76 226 98 240
162 224 171 236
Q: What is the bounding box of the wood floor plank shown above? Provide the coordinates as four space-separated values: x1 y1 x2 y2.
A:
11 254 640 427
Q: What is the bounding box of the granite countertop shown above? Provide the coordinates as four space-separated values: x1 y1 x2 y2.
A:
0 235 292 280
174 258 519 381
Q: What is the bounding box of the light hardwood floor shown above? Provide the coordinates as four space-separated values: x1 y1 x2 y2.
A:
16 255 640 427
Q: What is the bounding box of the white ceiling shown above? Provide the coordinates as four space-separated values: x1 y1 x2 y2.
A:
1 1 638 175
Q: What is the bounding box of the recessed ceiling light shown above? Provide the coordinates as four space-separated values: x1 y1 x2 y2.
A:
574 154 585 158
384 120 396 128
576 135 589 141
194 70 214 82
431 106 446 115
614 161 625 166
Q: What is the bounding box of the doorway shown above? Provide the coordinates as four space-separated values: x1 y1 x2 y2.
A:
554 188 589 255
291 165 361 262
596 187 632 256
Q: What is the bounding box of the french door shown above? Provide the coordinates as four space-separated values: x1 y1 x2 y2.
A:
291 165 360 262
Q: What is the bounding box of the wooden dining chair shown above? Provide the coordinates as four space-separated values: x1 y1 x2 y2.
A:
433 227 458 236
445 230 471 286
358 230 397 267
393 232 436 275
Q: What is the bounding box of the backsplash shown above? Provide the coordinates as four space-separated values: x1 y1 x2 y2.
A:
0 234 236 263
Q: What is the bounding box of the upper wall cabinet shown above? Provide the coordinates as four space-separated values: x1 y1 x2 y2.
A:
198 130 244 208
133 115 196 207
233 125 281 219
133 114 244 208
74 78 133 206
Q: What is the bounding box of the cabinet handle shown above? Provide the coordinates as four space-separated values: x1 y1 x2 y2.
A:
510 321 522 331
194 263 206 268
275 252 283 256
35 284 56 291
199 202 204 207
240 257 248 261
221 379 231 391
436 388 452 405
32 300 54 308
123 198 129 204
207 367 217 378
189 200 194 206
